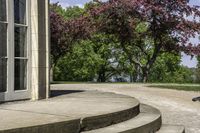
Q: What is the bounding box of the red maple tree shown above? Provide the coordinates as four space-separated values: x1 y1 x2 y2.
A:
51 0 200 82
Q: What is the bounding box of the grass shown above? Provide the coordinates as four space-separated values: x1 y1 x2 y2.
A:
51 81 89 84
148 84 200 92
51 81 134 84
51 81 200 92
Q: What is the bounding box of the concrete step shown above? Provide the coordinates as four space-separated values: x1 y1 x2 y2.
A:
0 91 140 133
81 98 140 131
82 104 162 133
157 124 185 133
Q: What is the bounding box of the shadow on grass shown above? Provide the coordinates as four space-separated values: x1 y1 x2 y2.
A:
50 90 85 97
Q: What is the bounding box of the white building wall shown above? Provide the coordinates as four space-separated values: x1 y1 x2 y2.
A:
31 0 50 100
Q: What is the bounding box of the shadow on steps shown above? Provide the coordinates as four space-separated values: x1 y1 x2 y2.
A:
51 90 85 97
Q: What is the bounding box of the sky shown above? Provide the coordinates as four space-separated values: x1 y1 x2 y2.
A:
50 0 200 68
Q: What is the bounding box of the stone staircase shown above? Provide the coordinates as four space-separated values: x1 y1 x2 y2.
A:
81 103 184 133
0 90 185 133
78 93 185 133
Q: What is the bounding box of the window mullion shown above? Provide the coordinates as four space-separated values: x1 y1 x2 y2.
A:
14 57 28 60
0 21 8 24
14 23 28 27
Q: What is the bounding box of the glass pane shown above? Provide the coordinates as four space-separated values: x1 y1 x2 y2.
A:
15 26 27 57
0 23 7 57
14 0 26 24
0 59 7 92
0 0 6 21
14 59 27 91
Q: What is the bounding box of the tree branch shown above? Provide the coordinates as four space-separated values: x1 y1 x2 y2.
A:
121 41 143 68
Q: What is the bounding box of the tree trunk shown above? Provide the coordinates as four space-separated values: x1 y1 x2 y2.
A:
50 63 56 82
142 67 149 83
50 67 54 82
97 74 106 82
130 73 133 82
97 68 106 82
136 65 141 82
142 73 148 83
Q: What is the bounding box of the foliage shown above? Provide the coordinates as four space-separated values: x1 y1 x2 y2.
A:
50 0 200 82
54 33 129 82
195 56 200 83
76 0 200 82
148 53 194 83
50 3 93 66
54 40 103 81
50 7 68 65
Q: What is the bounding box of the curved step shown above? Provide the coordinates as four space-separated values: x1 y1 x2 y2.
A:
0 91 140 133
81 104 140 131
157 124 185 133
82 104 162 133
80 92 140 131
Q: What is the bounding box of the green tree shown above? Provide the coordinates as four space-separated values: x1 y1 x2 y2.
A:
196 56 200 83
72 0 200 82
50 3 84 20
54 40 103 81
51 1 200 83
51 4 130 82
149 53 194 83
54 33 128 82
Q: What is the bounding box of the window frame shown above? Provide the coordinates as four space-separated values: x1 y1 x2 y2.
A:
0 0 31 96
13 0 31 92
0 0 31 102
0 0 8 93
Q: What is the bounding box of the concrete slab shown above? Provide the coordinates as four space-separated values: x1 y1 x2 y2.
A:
0 90 139 132
0 109 80 133
157 124 185 133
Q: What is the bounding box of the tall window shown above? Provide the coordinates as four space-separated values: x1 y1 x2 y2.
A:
14 0 27 91
0 0 7 92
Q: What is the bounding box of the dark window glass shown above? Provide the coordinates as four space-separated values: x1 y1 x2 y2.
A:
15 26 27 57
0 0 6 21
14 0 27 92
14 59 27 91
0 58 7 92
14 0 26 24
0 23 7 57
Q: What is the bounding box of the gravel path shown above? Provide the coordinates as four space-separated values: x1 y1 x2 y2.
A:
52 84 200 133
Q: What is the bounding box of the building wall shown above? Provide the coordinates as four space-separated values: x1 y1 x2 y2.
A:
0 0 50 102
31 0 50 100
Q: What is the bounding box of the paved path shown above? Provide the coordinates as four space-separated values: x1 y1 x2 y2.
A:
52 84 200 133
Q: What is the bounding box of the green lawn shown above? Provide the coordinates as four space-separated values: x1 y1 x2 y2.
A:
51 81 200 92
148 84 200 92
51 81 88 84
51 81 133 84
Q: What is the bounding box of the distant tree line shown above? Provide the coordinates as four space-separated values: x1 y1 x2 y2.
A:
50 0 200 83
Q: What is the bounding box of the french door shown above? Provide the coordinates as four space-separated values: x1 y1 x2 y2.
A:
0 0 31 102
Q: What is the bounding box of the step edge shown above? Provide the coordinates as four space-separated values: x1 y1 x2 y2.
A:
82 104 162 133
81 102 140 131
157 124 185 133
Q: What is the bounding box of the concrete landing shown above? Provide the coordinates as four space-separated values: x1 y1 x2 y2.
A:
0 90 139 133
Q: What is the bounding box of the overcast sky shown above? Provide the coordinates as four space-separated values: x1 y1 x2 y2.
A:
50 0 200 68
